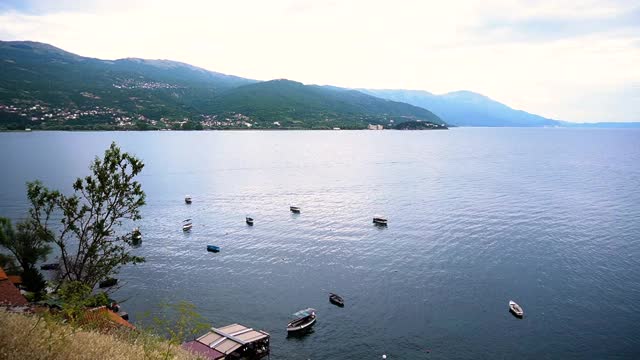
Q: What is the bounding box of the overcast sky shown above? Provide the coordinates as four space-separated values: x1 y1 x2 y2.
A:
0 0 638 122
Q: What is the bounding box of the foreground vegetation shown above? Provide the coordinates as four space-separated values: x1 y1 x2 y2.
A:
0 311 202 360
0 143 215 359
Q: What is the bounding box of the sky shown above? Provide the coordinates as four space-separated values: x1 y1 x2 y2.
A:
0 0 638 122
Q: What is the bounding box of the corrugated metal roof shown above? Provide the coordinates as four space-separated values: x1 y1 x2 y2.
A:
182 341 225 360
194 323 270 355
214 339 241 354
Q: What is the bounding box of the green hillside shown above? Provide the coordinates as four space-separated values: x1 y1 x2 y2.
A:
209 80 444 129
0 41 445 130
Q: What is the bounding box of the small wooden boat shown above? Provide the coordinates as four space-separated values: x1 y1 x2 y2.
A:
40 263 60 271
287 308 316 332
185 195 192 204
246 216 254 225
290 206 301 213
99 278 118 288
207 245 220 253
509 300 524 318
183 219 193 231
329 293 344 307
373 216 388 225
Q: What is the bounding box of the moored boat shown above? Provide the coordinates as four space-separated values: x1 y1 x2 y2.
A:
246 216 254 225
509 300 524 318
185 195 192 204
207 245 220 253
132 227 142 241
40 263 60 271
183 219 193 231
290 206 301 213
373 216 388 225
287 308 316 332
99 277 118 288
329 293 344 307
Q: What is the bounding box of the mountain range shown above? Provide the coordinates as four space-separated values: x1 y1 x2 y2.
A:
359 89 562 127
0 41 442 130
0 40 637 130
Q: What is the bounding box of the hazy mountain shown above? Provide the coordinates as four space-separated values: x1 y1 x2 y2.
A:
359 89 563 127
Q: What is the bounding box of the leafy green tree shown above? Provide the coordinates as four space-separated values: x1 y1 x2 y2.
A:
0 253 18 272
0 217 51 296
135 121 151 130
0 218 52 271
142 301 209 359
26 142 146 289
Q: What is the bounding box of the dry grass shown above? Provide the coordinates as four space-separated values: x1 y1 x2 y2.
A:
0 310 203 360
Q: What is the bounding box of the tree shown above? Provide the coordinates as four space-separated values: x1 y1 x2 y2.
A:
0 218 51 272
142 301 209 358
27 142 146 289
0 253 17 272
0 217 51 295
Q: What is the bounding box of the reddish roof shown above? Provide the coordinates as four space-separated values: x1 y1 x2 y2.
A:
8 275 22 285
0 278 28 306
82 306 136 330
0 267 7 280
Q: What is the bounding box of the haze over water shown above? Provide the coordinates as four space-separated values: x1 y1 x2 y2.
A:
1 128 639 359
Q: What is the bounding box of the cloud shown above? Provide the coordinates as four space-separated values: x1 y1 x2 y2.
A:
0 0 638 122
478 2 640 42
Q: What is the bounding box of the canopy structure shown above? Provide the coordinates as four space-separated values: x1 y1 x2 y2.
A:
292 308 316 318
184 323 270 360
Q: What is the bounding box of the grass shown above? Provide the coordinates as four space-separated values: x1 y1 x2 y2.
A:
0 310 203 360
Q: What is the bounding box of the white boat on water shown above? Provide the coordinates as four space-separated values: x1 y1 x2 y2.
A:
509 300 524 317
290 206 301 213
185 195 192 204
182 219 193 231
287 308 316 332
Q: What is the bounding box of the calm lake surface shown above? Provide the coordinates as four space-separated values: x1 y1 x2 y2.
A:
1 128 639 359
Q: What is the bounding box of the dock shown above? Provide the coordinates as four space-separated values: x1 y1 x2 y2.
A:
182 323 270 360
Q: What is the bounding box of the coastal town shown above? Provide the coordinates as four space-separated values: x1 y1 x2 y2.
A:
0 102 258 130
0 102 427 131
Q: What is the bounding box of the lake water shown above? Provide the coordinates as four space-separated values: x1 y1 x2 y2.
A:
1 128 639 359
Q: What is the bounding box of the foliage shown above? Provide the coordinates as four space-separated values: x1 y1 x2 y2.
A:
86 291 112 308
392 120 448 130
57 281 94 322
142 301 209 358
26 142 146 289
0 218 51 271
21 266 47 299
0 310 202 360
0 253 18 272
0 217 51 296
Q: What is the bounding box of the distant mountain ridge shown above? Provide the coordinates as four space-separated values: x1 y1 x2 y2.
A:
359 89 562 127
0 40 635 130
360 89 640 128
0 40 444 130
